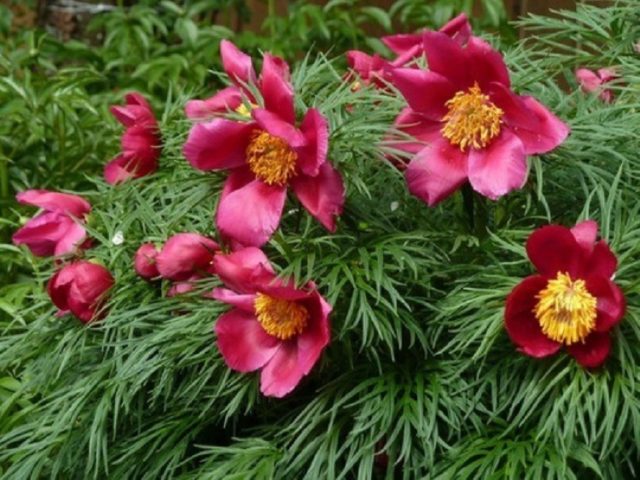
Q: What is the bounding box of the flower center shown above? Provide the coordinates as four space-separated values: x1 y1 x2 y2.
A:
441 82 503 151
246 131 298 186
254 293 309 340
534 272 597 345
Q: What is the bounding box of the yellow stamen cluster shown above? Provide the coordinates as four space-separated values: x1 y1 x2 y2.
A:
246 131 298 186
534 272 597 345
254 293 309 340
441 82 504 151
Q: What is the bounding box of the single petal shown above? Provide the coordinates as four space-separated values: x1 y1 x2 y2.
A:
16 189 91 217
213 246 275 294
251 109 305 148
404 137 468 206
184 87 243 120
570 220 598 254
421 31 468 87
221 39 256 86
215 309 280 372
291 162 344 232
575 68 601 93
584 241 618 280
526 225 583 277
391 68 456 121
156 233 219 281
504 275 562 358
439 13 472 45
586 276 625 332
216 171 287 247
260 342 305 397
464 37 510 89
211 287 256 312
295 108 329 177
12 212 71 256
53 222 87 256
121 125 161 163
382 33 422 56
183 118 254 171
467 129 527 201
567 332 611 368
296 289 331 375
104 154 136 185
260 53 295 124
390 108 442 155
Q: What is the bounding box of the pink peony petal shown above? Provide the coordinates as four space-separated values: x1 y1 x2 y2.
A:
104 154 136 185
183 118 255 171
215 309 280 372
404 137 468 206
575 68 601 94
584 241 618 280
526 225 583 277
12 212 72 257
391 68 456 121
290 162 345 232
211 288 256 312
439 13 472 45
421 31 468 88
467 129 527 201
16 190 91 217
570 220 598 254
260 342 305 397
215 170 287 247
221 40 256 86
295 108 329 177
390 108 442 155
251 109 306 148
184 87 243 120
567 332 611 368
53 221 87 256
260 53 295 124
156 233 218 281
134 243 160 280
465 37 510 89
504 275 562 358
213 246 275 294
382 33 422 56
296 289 331 375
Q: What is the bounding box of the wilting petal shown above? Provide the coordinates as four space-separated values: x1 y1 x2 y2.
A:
16 190 91 217
215 309 280 372
260 342 305 397
405 137 468 206
391 68 456 121
260 53 295 124
216 170 287 247
251 109 305 148
221 39 256 86
211 288 256 312
184 87 243 120
465 37 510 89
467 129 527 201
526 225 583 277
296 108 329 177
291 162 344 232
156 233 218 281
586 275 625 332
567 331 611 368
570 220 598 254
296 289 331 375
421 31 468 88
504 275 562 358
183 118 254 171
213 246 275 294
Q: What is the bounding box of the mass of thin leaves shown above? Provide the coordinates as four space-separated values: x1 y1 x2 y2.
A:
1 1 640 478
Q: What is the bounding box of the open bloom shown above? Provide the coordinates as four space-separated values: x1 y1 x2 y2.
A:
105 93 161 184
212 247 331 397
505 220 625 368
184 42 344 247
575 67 618 103
12 189 91 257
391 31 569 205
134 243 160 280
155 233 219 282
345 14 472 91
48 261 114 323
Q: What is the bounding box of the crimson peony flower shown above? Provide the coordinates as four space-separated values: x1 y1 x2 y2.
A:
575 67 618 103
105 93 161 184
12 189 91 257
134 243 160 280
212 247 331 397
390 32 570 205
183 42 344 247
155 233 219 282
48 261 114 323
505 220 625 368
